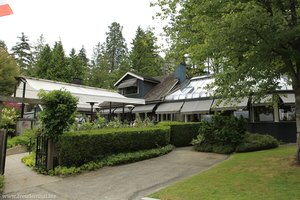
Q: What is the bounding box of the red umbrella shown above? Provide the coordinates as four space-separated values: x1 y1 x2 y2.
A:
0 0 13 17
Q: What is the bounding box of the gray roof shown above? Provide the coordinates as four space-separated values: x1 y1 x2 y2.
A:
144 73 179 103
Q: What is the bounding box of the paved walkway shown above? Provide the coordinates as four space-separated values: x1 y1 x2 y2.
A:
2 147 227 200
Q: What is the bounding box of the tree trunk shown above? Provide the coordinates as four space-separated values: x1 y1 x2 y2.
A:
294 86 300 162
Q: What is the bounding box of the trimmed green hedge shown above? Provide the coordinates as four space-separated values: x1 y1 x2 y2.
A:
57 127 170 167
236 133 279 152
157 121 201 147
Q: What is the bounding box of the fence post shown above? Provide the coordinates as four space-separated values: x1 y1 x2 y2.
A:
0 130 7 175
47 139 54 170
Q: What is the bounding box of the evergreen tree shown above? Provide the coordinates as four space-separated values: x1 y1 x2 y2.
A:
105 22 128 73
68 48 84 81
34 44 52 79
11 32 34 75
32 34 46 66
0 40 7 51
130 27 164 76
0 48 19 96
48 41 69 82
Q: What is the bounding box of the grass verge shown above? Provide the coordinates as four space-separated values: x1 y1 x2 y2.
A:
22 144 175 176
150 145 300 200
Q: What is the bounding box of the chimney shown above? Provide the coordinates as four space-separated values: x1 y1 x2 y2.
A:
175 63 187 83
72 78 83 85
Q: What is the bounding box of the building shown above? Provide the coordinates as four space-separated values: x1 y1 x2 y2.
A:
109 65 296 143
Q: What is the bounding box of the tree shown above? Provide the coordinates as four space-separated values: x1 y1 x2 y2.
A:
0 48 19 96
33 44 52 79
11 32 33 75
0 40 7 51
48 41 69 82
130 27 164 76
32 34 46 66
105 22 128 73
154 0 300 160
68 48 84 80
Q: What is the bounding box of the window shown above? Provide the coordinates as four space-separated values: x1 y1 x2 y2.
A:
234 110 249 120
279 105 295 121
124 86 138 95
253 106 273 122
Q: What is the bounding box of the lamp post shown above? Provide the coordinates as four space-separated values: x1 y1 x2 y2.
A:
87 102 98 122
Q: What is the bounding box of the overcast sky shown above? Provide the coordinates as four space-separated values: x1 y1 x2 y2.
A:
0 0 165 58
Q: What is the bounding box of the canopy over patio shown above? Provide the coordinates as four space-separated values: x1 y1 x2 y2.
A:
14 77 145 111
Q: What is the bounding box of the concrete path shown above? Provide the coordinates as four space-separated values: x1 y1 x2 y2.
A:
2 147 227 200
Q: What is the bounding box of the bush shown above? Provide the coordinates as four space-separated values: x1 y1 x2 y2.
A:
7 129 37 150
236 133 279 152
157 121 201 147
57 127 170 167
22 153 35 168
22 145 174 176
193 115 245 154
0 175 4 194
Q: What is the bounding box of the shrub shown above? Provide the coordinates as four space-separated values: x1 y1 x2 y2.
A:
106 117 128 128
56 127 170 167
7 128 37 150
22 153 35 167
193 115 246 154
157 121 201 147
236 133 279 152
22 145 174 176
0 175 3 194
38 90 78 139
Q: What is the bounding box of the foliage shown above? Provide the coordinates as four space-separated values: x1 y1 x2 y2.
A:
33 44 52 79
38 90 78 139
193 115 245 154
236 133 279 153
0 48 19 96
0 175 3 194
56 127 170 167
105 22 129 73
158 121 201 147
130 26 164 76
11 32 33 75
22 145 174 176
22 152 36 168
48 41 69 82
106 117 128 128
150 145 300 200
0 107 18 128
133 116 154 128
7 128 37 150
154 0 300 157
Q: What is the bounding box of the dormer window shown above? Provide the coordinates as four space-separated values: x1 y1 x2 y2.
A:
117 78 138 95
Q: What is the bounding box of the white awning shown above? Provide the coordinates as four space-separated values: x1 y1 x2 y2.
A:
280 93 295 104
15 77 145 110
252 95 272 106
114 107 131 114
181 100 213 114
155 102 184 114
211 98 248 111
132 104 156 113
100 108 115 114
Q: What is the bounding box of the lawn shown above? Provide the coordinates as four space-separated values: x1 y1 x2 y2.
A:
150 145 300 200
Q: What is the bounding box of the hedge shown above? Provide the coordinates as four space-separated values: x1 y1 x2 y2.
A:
56 127 170 167
236 133 279 152
157 121 201 147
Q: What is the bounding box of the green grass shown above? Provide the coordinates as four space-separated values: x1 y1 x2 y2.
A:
150 145 300 200
0 175 4 194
